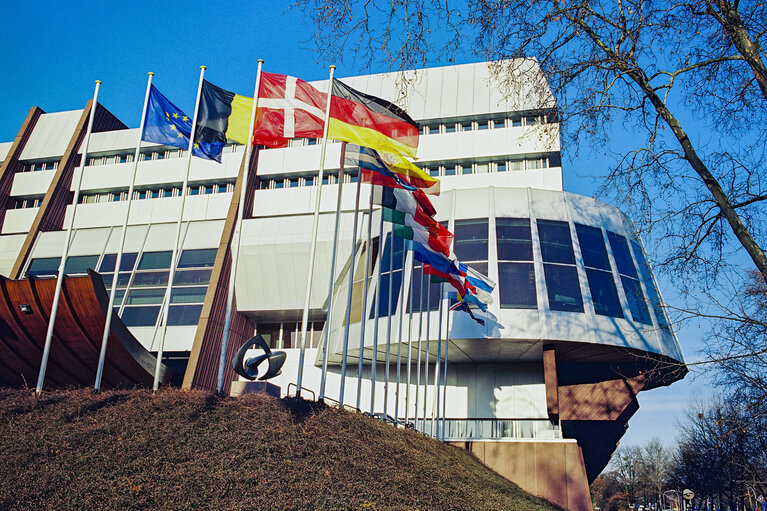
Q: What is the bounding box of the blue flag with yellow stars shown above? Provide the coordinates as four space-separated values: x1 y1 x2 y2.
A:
142 85 218 161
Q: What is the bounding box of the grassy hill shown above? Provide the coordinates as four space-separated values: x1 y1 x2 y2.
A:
0 388 562 510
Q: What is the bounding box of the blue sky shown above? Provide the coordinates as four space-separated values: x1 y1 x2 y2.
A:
0 1 710 447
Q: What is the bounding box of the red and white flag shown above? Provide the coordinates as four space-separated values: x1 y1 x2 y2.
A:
253 72 327 147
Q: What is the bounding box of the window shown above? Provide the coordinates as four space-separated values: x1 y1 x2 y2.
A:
454 219 488 263
496 162 507 172
461 164 472 175
508 158 524 171
27 257 60 277
178 249 217 268
203 185 214 194
510 115 523 127
575 224 622 318
138 251 172 270
428 168 439 177
497 218 536 309
217 184 228 193
372 234 405 317
607 231 651 324
444 166 456 176
304 176 314 187
475 163 489 174
121 306 161 327
477 120 489 130
444 123 456 133
630 240 670 329
538 220 583 313
460 122 472 132
63 255 99 275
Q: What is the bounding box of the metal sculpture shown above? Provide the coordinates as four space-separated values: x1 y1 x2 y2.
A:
232 335 286 381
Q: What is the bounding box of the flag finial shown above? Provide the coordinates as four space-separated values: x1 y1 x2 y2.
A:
148 72 154 76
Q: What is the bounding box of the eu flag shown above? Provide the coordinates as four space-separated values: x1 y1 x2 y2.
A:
142 85 217 161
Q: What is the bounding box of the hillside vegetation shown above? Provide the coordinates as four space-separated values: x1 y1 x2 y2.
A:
0 388 562 510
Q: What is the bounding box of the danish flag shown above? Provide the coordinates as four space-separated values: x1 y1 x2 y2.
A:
253 72 327 147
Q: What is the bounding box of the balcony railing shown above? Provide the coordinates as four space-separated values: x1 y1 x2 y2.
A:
413 418 561 441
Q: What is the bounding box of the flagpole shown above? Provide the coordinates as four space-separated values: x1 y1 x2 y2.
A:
36 80 101 395
216 60 264 394
153 66 206 392
405 256 415 425
413 262 424 430
441 303 452 442
296 65 335 399
355 192 373 411
369 213 385 415
431 282 445 437
382 224 395 418
318 141 346 402
393 247 407 422
422 277 432 433
94 73 153 392
338 171 362 408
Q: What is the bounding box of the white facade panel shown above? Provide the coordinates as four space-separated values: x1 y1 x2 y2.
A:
20 110 83 160
0 234 26 276
0 142 12 162
10 168 55 197
1 209 38 235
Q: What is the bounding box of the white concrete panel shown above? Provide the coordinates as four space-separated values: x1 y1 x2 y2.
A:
104 225 151 253
20 110 83 160
10 168 55 197
529 188 568 221
69 227 111 256
454 188 490 220
1 209 38 235
0 234 26 277
0 142 12 161
493 187 529 218
86 128 141 154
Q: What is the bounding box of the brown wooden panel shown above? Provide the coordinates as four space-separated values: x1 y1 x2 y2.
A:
183 150 255 392
0 106 43 236
559 376 647 421
543 346 559 417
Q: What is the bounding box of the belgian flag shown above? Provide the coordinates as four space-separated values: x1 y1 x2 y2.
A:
195 80 254 162
329 79 420 158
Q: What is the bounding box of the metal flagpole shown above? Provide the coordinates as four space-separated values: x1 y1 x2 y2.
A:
441 302 452 442
369 213 385 414
382 226 394 418
431 283 445 437
339 173 362 407
215 60 264 394
153 66 206 392
36 80 101 395
422 278 432 433
296 65 336 399
393 247 407 422
318 142 346 401
405 256 415 424
413 263 424 430
355 193 373 410
95 73 153 391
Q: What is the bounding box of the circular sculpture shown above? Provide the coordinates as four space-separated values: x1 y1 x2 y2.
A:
231 335 287 381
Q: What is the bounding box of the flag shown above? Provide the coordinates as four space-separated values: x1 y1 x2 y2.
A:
424 265 466 298
329 79 420 158
253 72 326 147
143 85 216 160
195 80 254 162
374 185 437 220
409 240 463 277
457 262 495 305
345 145 439 195
450 299 485 326
384 208 452 256
447 291 488 312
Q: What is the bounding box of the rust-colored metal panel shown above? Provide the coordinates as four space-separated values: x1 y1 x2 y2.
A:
0 106 43 235
9 102 127 279
559 376 646 421
543 346 559 417
0 272 173 388
183 150 255 393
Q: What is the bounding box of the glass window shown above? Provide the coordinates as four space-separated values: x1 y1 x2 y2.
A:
496 162 507 172
274 180 284 189
526 158 545 170
188 186 200 196
121 306 161 327
460 122 472 132
630 241 669 328
132 271 169 287
168 304 203 325
288 178 299 188
475 163 489 174
178 249 217 268
137 251 172 270
64 255 99 275
304 176 314 187
27 257 61 277
373 269 403 317
499 263 536 309
477 120 489 130
407 264 441 312
444 124 456 133
428 168 439 177
497 218 532 261
454 219 488 262
621 276 652 325
575 224 610 270
510 115 523 127
508 158 524 171
217 184 228 193
125 288 166 305
461 164 472 175
491 119 505 129
544 264 584 313
537 220 576 264
585 268 623 318
170 286 208 304
606 231 639 278
444 166 456 176
174 269 213 286
99 253 138 273
203 185 214 194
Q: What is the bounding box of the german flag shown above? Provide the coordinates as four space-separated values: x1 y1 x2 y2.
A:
329 79 419 158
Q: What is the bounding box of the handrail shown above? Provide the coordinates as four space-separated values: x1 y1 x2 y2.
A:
286 382 316 401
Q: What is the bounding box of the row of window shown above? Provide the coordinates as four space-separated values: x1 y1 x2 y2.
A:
26 248 217 327
19 161 59 173
368 218 668 329
418 112 554 135
86 144 244 167
11 197 43 209
257 321 326 349
78 182 235 204
258 171 359 190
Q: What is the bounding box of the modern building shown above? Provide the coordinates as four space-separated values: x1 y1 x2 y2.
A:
0 60 686 511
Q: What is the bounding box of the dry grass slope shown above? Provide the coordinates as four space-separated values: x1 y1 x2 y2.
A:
0 388 563 511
